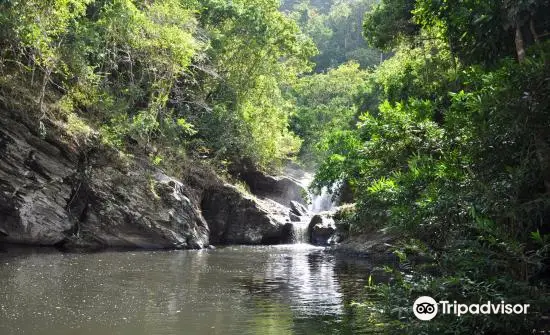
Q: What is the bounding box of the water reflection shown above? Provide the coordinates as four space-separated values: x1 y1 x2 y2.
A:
0 245 376 335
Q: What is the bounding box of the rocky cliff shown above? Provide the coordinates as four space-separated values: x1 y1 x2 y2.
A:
0 109 293 249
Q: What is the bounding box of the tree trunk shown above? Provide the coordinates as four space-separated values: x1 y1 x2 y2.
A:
529 19 539 43
515 24 526 62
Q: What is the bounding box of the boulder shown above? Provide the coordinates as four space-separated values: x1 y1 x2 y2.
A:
308 213 336 246
65 168 210 249
201 184 290 244
329 229 399 262
290 200 310 217
289 212 302 222
327 233 343 245
281 222 295 244
239 170 307 206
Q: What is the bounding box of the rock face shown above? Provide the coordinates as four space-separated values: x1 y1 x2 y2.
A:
0 114 76 246
290 200 310 218
201 185 290 244
240 170 307 206
289 212 301 222
0 110 210 249
289 200 311 222
0 108 299 249
66 167 210 249
308 213 336 246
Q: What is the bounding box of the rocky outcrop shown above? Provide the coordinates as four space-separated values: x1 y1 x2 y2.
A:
308 212 336 246
201 184 291 244
0 114 77 246
290 200 310 217
289 212 301 222
330 230 398 261
239 170 307 207
65 166 210 249
0 109 211 249
289 200 311 222
0 107 304 249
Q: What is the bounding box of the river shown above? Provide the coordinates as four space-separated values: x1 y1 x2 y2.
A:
0 244 378 335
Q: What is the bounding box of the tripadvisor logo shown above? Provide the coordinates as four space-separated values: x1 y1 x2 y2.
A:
413 296 438 320
413 296 530 321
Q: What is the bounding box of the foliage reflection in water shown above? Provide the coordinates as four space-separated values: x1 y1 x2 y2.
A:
0 245 378 335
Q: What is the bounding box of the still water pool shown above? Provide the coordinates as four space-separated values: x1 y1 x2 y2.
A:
0 244 378 334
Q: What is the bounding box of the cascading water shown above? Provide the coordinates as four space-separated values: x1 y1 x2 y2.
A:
309 187 335 213
283 166 337 244
291 221 309 244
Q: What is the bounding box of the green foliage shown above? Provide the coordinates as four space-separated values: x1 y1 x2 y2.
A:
304 1 550 332
184 0 316 170
413 0 550 65
358 265 549 334
1 0 549 333
363 0 418 50
289 62 368 166
284 0 381 72
0 0 91 68
373 38 457 102
0 0 317 173
364 0 550 64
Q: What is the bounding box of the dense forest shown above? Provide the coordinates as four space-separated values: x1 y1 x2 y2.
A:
305 0 550 333
0 0 317 172
1 0 550 333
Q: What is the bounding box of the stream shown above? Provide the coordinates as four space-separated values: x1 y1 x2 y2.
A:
0 244 378 335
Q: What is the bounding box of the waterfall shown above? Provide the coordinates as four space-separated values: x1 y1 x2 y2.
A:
291 221 309 244
308 187 335 213
282 165 337 244
283 167 335 213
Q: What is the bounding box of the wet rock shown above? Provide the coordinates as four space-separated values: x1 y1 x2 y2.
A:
289 200 311 222
308 213 336 246
201 185 289 245
327 233 343 245
239 170 307 206
329 229 399 262
290 200 310 217
281 222 295 244
289 212 302 222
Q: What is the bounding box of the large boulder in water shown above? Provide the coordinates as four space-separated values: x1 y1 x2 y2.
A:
69 168 210 249
308 213 336 246
201 184 290 244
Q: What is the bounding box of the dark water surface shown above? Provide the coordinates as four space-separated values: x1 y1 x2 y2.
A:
0 244 377 334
